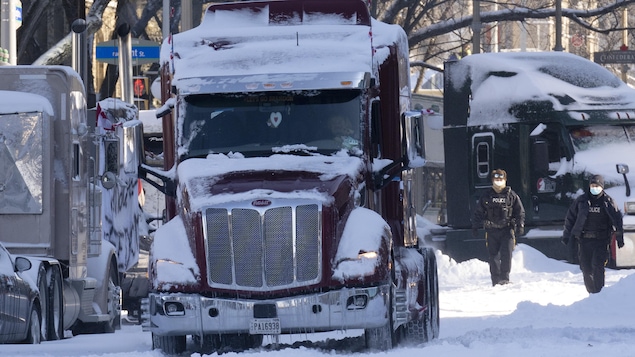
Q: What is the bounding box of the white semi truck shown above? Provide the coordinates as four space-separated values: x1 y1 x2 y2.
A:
0 65 144 340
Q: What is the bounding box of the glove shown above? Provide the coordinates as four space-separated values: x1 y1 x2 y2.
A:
561 236 569 246
516 225 524 236
616 232 625 249
472 228 478 238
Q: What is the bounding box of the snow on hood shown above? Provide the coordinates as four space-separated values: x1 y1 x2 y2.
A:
178 153 364 210
451 52 635 125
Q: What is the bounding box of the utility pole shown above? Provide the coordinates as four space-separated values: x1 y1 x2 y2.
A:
472 0 481 54
553 0 563 51
622 8 629 83
0 0 19 65
182 0 193 32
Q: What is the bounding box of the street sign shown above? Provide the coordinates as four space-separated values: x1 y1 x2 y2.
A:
593 50 635 64
96 39 160 65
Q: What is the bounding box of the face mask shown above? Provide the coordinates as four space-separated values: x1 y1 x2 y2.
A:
590 187 603 195
493 180 506 187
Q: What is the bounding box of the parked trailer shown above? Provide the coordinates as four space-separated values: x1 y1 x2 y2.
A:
0 66 144 340
140 0 440 354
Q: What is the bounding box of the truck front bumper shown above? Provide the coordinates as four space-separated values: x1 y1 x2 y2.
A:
142 285 390 336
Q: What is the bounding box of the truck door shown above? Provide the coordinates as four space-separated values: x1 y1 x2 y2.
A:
0 245 19 341
472 133 495 188
528 123 570 222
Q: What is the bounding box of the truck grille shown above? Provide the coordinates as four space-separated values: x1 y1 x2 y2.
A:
203 202 321 290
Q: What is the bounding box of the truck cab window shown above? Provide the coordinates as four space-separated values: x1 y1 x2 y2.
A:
180 90 363 159
476 142 490 178
72 143 81 181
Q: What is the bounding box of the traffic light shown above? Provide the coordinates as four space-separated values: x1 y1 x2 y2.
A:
133 76 149 110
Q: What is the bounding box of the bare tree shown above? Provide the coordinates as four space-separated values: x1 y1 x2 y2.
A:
20 0 635 88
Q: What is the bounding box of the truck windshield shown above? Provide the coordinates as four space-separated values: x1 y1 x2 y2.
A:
570 125 635 152
0 112 43 214
179 90 362 158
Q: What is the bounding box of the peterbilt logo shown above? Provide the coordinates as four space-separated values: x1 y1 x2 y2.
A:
252 199 272 207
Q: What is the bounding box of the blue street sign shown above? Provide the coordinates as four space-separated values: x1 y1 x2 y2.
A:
96 39 161 65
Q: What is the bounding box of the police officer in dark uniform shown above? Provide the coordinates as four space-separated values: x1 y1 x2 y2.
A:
471 169 526 286
561 175 624 294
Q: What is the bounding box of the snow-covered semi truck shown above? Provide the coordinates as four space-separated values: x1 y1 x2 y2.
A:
0 65 144 339
433 51 635 268
140 0 439 353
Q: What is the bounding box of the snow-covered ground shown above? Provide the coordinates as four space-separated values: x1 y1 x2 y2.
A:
4 243 635 357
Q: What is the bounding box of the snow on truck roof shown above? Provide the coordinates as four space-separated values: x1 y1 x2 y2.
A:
451 51 635 124
0 90 54 116
160 0 408 91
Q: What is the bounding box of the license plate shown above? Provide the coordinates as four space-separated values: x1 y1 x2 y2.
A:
249 318 281 334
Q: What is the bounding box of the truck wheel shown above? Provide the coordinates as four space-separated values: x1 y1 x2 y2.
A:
402 277 428 343
365 277 395 350
101 262 122 333
219 333 263 350
402 248 436 344
424 249 440 340
195 334 219 353
24 307 42 344
365 321 393 350
36 265 48 341
71 261 121 335
153 333 186 355
47 265 64 340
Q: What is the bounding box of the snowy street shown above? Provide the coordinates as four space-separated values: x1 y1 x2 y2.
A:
3 243 635 357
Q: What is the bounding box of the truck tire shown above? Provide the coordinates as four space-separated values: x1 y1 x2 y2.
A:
47 265 64 340
424 249 440 340
100 261 122 333
402 248 439 344
220 333 264 351
71 260 121 335
36 265 49 342
24 306 42 344
153 333 186 355
402 273 428 343
365 321 393 351
364 272 395 351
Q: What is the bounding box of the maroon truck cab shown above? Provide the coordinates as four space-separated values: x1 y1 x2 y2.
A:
140 0 439 353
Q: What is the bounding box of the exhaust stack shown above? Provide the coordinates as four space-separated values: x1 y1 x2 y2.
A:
117 24 134 105
71 19 88 86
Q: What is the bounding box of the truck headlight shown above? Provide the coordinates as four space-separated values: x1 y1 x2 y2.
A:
163 301 185 316
625 202 635 214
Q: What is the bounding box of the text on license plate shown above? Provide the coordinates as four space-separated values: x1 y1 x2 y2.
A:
249 318 281 334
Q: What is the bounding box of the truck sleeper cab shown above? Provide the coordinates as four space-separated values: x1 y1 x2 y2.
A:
440 52 635 266
141 0 440 354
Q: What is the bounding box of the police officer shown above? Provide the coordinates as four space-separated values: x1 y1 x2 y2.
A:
471 169 525 286
561 175 624 294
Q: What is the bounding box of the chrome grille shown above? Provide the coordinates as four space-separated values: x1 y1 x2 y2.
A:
204 202 321 290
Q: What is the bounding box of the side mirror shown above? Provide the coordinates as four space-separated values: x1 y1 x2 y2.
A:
14 256 32 273
101 171 117 190
617 164 629 175
123 121 145 174
617 164 631 197
156 98 175 118
403 111 425 169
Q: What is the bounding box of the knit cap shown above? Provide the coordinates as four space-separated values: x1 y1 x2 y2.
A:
589 174 604 188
